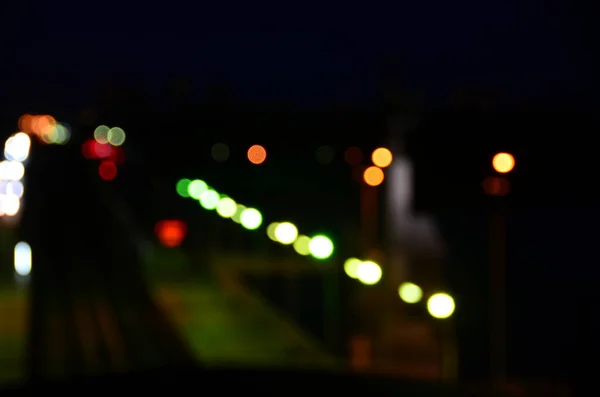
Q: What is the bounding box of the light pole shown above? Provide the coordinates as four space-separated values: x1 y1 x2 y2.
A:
487 152 514 389
427 292 457 383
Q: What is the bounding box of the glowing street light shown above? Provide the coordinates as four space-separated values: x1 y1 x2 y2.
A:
427 293 455 319
492 152 515 174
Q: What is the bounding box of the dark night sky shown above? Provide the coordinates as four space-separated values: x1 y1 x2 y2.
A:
3 1 598 104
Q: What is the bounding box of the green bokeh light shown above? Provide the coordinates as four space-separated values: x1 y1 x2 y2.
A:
308 235 334 259
188 180 208 199
176 179 191 197
216 197 237 218
293 235 311 256
240 208 262 230
199 189 220 210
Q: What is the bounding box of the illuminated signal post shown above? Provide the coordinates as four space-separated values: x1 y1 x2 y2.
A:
360 148 393 254
427 293 457 383
346 148 392 371
486 152 514 389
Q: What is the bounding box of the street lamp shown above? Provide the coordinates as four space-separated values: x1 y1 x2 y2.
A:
427 292 457 383
488 151 514 389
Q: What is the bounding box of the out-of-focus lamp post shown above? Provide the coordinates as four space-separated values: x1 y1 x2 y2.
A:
486 152 514 389
427 292 457 383
349 259 383 372
360 148 392 255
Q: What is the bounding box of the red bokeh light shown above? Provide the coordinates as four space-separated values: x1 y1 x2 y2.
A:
82 139 117 160
98 161 117 181
154 220 187 248
93 141 113 158
82 139 95 159
109 146 126 165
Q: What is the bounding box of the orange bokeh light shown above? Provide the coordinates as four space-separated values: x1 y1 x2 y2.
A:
371 147 393 168
492 152 515 174
363 166 384 187
18 114 56 142
155 220 187 248
247 144 267 164
98 161 117 181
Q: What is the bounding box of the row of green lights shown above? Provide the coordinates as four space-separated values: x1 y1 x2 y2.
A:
176 178 334 260
175 179 455 316
177 179 383 285
176 179 454 318
265 221 334 259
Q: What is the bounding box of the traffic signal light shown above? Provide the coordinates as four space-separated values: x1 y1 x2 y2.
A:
154 220 187 248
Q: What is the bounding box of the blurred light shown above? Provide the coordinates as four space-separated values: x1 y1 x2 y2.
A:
0 161 25 181
483 176 510 196
492 152 515 174
292 235 311 256
108 146 126 165
14 241 32 276
232 204 246 224
247 145 267 165
4 133 31 162
94 125 110 144
98 161 117 181
7 181 24 198
344 146 363 165
108 127 126 146
398 282 423 303
211 143 230 162
356 261 382 285
199 190 220 210
343 258 361 279
266 222 279 241
371 148 393 168
32 115 57 143
363 166 384 187
274 222 298 245
315 145 334 165
18 114 34 133
427 293 455 319
216 197 237 218
52 123 71 144
240 208 262 230
176 179 191 198
188 180 208 199
308 235 334 259
155 220 187 248
2 194 21 216
92 141 113 158
81 139 95 159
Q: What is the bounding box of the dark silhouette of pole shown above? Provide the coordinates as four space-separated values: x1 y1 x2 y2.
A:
490 205 507 387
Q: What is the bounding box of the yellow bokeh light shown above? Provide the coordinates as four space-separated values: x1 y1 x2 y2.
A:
398 282 423 304
363 166 384 187
274 222 298 245
293 235 311 256
492 152 515 174
427 293 455 319
356 261 382 285
371 148 393 168
267 222 279 241
344 258 361 279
